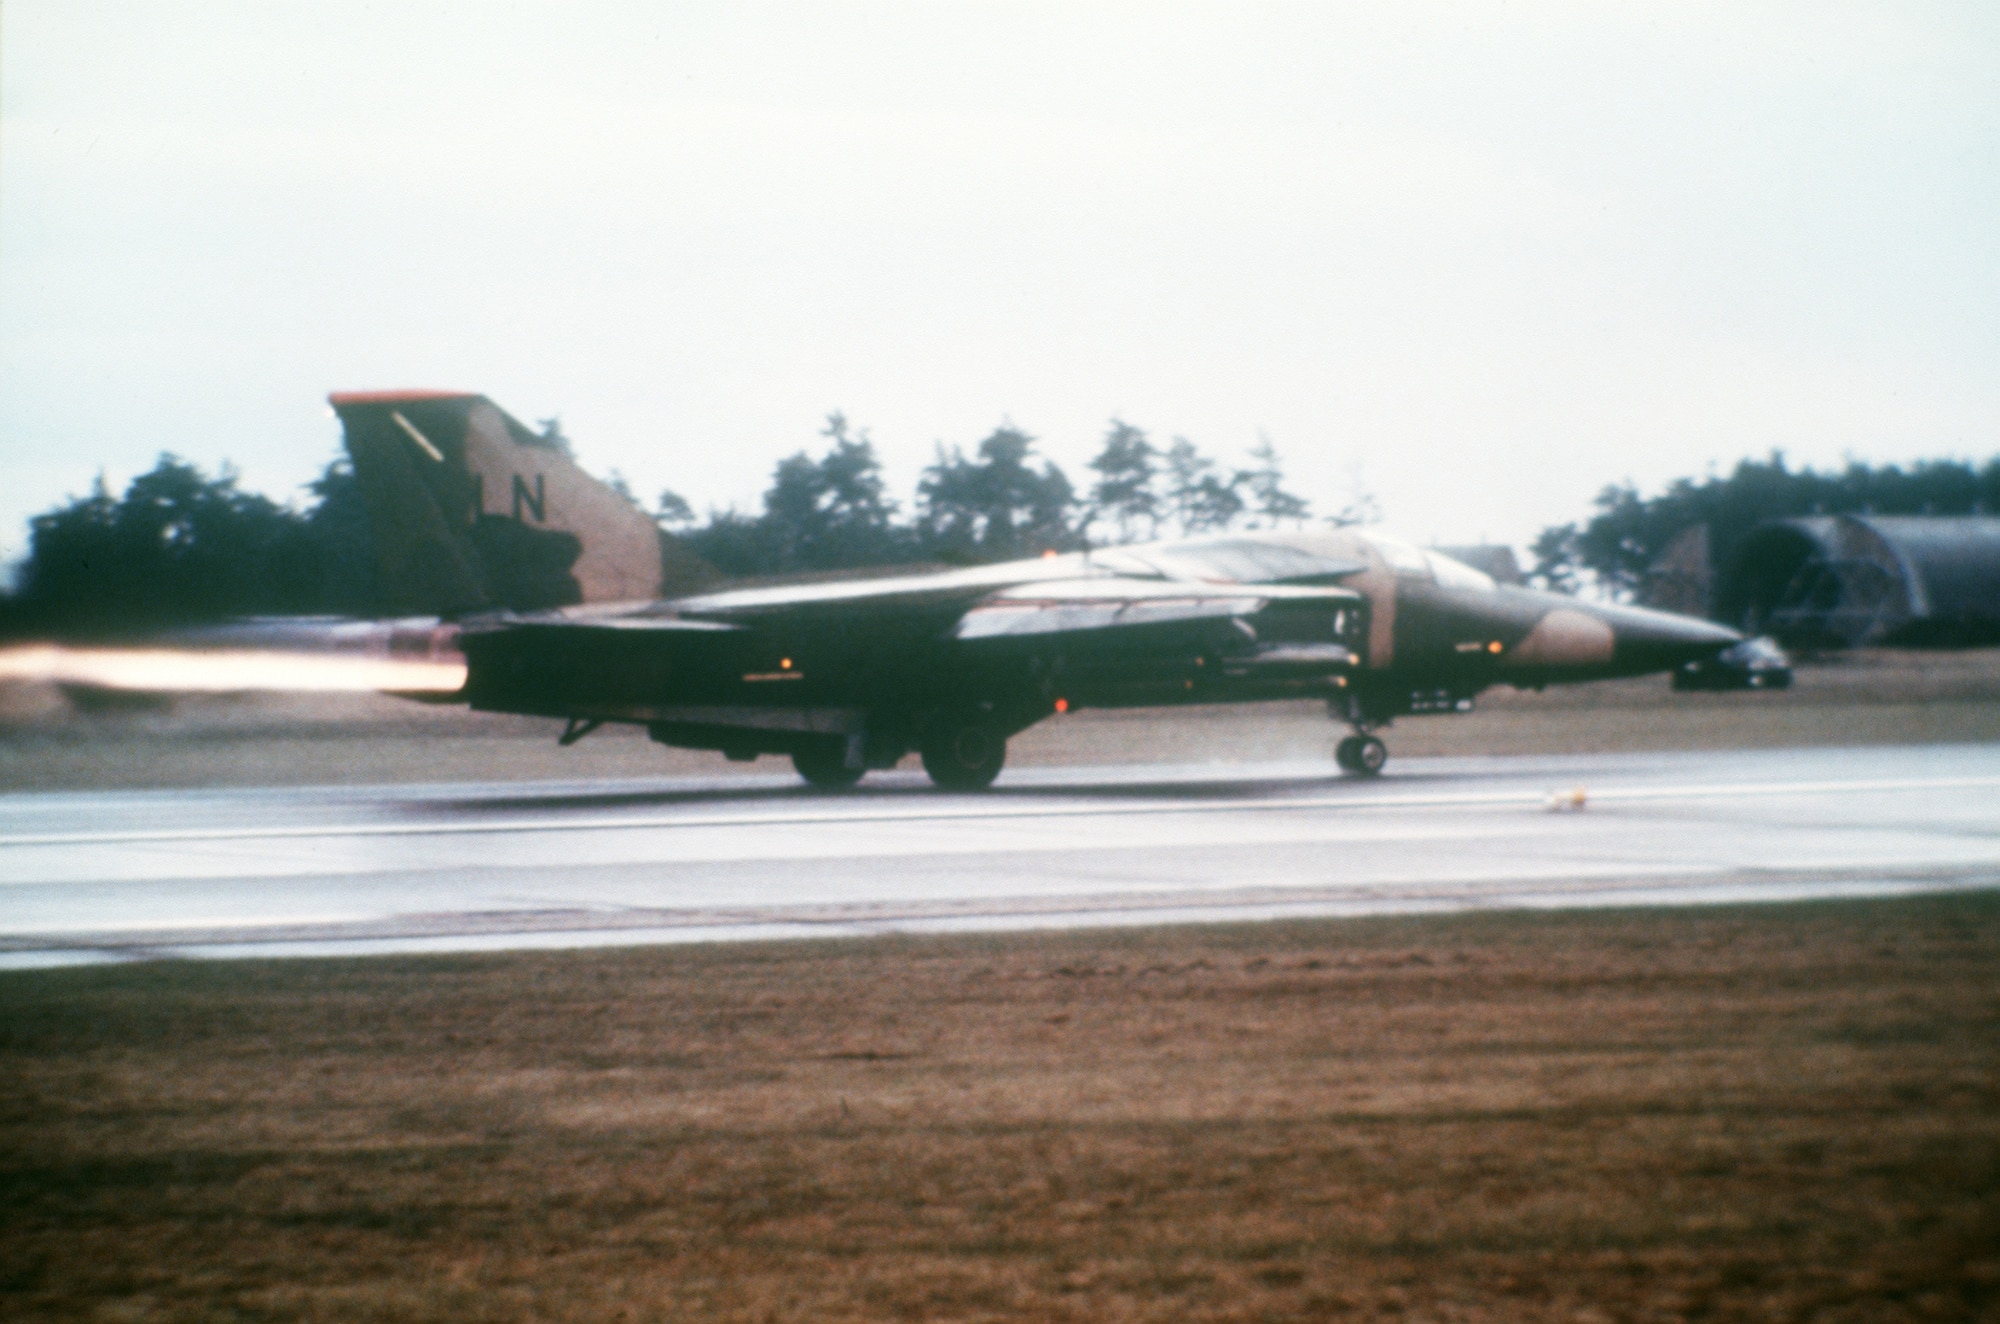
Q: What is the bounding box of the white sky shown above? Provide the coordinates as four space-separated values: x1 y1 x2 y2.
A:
3 2 1996 575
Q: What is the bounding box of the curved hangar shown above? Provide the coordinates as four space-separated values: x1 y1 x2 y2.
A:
1717 515 2000 647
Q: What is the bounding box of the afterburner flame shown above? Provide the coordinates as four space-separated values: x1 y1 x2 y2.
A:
0 645 466 694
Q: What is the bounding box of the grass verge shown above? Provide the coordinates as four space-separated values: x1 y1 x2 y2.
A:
4 894 1998 1321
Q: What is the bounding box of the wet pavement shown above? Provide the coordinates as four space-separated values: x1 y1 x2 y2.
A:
3 744 1997 965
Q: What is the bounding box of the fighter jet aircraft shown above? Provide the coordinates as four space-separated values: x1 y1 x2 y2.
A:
332 390 1742 788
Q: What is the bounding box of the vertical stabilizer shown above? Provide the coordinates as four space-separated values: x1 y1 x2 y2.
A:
330 391 714 615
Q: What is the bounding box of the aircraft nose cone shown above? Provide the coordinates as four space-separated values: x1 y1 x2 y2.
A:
1592 601 1742 673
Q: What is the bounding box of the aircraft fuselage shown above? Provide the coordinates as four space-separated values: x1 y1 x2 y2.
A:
455 529 1739 781
331 391 1741 787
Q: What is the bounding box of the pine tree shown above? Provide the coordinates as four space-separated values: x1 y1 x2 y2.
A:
917 424 1081 562
1086 419 1160 543
1162 437 1243 534
1240 432 1309 528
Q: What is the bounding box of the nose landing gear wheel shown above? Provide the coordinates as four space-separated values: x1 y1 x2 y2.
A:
793 743 865 789
921 713 1007 790
1336 734 1388 777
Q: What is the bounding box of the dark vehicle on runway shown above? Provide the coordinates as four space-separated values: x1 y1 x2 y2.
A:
333 391 1743 788
1671 636 1794 692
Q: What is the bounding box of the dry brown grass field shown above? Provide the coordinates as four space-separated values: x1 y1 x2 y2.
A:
3 896 1999 1322
4 647 2000 791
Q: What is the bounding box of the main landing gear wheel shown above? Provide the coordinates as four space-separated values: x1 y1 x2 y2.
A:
793 743 865 789
921 712 1007 790
1335 734 1388 777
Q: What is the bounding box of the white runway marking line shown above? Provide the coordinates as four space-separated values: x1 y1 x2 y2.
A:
12 869 1998 957
1 773 1997 852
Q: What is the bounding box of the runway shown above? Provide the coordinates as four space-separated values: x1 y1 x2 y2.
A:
3 743 1998 966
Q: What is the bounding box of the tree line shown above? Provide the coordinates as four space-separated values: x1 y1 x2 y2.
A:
1528 454 2000 596
0 417 1318 635
12 410 1990 639
672 415 1320 576
1 458 382 637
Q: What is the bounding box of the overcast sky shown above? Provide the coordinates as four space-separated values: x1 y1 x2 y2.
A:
3 2 1995 576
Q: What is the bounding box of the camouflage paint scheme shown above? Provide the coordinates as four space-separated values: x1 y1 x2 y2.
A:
333 392 1741 787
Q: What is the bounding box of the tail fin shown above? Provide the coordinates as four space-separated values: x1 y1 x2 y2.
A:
329 391 718 616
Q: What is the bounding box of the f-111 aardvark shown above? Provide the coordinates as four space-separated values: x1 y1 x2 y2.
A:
333 390 1742 788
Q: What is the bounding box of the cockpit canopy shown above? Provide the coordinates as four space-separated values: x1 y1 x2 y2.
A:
1364 535 1497 589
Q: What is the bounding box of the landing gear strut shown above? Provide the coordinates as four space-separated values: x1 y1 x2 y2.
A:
1335 733 1388 777
793 737 865 789
1329 692 1391 779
